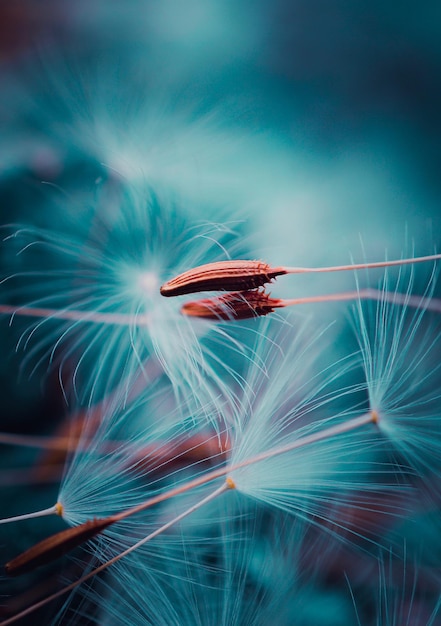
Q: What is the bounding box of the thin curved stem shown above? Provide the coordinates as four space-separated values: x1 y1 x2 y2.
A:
0 504 61 525
279 289 441 313
282 253 441 274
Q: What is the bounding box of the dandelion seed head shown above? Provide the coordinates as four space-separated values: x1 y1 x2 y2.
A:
1 182 256 420
352 264 441 482
57 381 229 527
137 270 161 296
224 318 381 531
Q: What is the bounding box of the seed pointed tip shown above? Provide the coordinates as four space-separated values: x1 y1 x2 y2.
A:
159 282 176 297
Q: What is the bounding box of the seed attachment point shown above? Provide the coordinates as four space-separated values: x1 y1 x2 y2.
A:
55 502 64 517
225 476 236 489
371 410 380 425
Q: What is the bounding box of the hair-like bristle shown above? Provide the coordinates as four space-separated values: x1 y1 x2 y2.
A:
160 260 286 297
5 517 115 577
181 290 281 320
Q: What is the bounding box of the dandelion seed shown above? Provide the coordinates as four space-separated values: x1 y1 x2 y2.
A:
161 253 441 297
1 481 232 625
181 288 441 321
160 260 287 297
2 414 230 576
181 290 280 320
2 380 230 581
5 517 114 577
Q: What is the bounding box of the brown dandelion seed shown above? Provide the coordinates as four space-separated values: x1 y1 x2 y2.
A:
161 253 441 298
5 517 115 577
160 260 287 297
181 290 284 321
182 286 441 322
